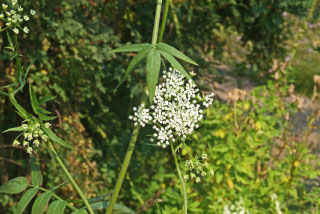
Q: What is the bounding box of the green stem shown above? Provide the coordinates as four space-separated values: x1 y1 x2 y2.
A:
47 141 95 214
151 0 163 45
14 34 22 82
106 93 148 214
158 0 170 42
171 143 187 214
28 184 77 211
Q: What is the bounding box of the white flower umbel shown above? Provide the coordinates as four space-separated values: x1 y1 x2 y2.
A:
150 68 213 148
0 0 35 34
12 121 51 155
129 104 152 127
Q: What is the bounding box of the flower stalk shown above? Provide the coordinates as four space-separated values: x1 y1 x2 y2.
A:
171 143 188 214
47 141 94 214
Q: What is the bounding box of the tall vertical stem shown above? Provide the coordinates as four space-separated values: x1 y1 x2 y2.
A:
158 0 170 42
171 143 188 214
152 0 163 45
106 1 163 213
47 141 95 214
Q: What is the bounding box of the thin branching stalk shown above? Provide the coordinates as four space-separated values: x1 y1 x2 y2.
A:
158 0 170 42
47 141 95 214
106 0 163 212
171 143 188 214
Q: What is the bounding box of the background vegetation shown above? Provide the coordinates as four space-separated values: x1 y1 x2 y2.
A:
0 0 319 213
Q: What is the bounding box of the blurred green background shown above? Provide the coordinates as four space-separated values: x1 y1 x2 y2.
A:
0 0 320 213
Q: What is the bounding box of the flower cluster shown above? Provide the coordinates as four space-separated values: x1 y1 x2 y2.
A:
128 104 152 127
183 153 214 183
223 198 249 214
129 68 214 148
0 0 36 34
13 122 50 155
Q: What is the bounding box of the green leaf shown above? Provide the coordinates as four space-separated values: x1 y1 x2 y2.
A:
146 49 161 103
29 83 40 115
157 42 198 65
211 145 229 153
38 114 57 121
9 95 28 119
37 106 52 115
16 187 39 214
216 173 223 184
109 43 150 53
115 44 153 90
71 209 88 214
2 126 24 133
39 96 55 105
159 50 192 80
47 200 67 214
42 127 73 149
31 191 53 214
0 177 28 194
31 157 42 186
88 201 136 213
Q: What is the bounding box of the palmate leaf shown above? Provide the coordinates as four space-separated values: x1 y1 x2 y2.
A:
31 157 42 186
0 177 28 194
47 200 67 214
31 191 53 214
42 127 73 149
115 44 153 91
109 43 151 53
16 187 39 214
158 50 192 80
156 42 198 66
146 48 161 103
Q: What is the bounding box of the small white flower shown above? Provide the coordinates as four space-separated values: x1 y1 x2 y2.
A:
44 122 51 128
23 140 28 146
12 0 18 6
22 124 28 129
190 71 196 76
209 169 214 175
2 4 8 10
30 9 36 16
6 11 11 16
41 135 48 142
201 153 207 160
6 22 11 26
18 6 23 12
13 140 20 146
184 175 189 181
195 177 201 183
33 139 40 147
23 15 29 21
13 28 19 34
0 14 4 18
26 147 33 154
129 104 152 127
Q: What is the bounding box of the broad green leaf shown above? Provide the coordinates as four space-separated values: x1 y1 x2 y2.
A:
115 44 153 90
109 43 150 53
157 42 198 65
29 83 40 115
146 49 161 103
39 96 55 105
71 209 88 214
216 173 223 184
42 127 73 149
159 50 192 80
0 177 28 194
9 95 28 119
31 157 42 186
88 201 136 213
31 191 53 214
211 145 229 153
16 187 39 214
47 200 67 214
2 126 24 133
